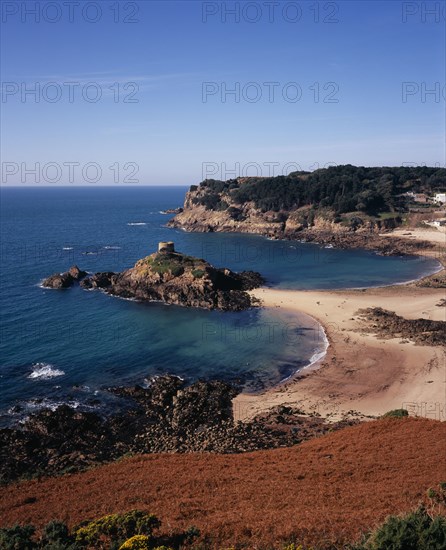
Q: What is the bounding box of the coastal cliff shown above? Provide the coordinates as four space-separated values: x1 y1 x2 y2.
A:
168 166 445 255
42 242 264 311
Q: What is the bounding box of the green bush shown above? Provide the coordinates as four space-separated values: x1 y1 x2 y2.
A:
227 206 245 221
354 506 446 549
41 521 77 549
215 200 229 211
192 192 221 210
192 269 205 278
381 409 409 418
378 508 445 549
170 265 184 277
0 525 36 550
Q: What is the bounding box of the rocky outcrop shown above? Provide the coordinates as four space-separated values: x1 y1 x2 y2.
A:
160 207 183 214
0 375 358 484
168 180 437 257
80 272 117 290
43 246 264 311
41 265 87 289
358 307 446 346
415 268 446 289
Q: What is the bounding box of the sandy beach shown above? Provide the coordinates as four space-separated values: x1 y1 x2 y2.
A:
234 232 446 422
381 227 446 245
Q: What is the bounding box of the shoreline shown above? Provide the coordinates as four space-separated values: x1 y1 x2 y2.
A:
233 230 445 422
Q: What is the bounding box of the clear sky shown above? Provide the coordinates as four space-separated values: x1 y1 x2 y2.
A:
1 0 445 185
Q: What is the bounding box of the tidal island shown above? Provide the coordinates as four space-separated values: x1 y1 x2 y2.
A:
42 241 264 311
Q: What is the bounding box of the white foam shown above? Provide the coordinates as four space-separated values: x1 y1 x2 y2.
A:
103 246 121 250
62 247 74 250
127 222 147 226
143 374 184 388
300 323 330 372
28 363 65 380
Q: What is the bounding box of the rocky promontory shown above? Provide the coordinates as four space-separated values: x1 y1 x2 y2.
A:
168 170 443 256
42 242 264 311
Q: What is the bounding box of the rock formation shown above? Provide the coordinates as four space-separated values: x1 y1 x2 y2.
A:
43 243 264 311
42 265 87 289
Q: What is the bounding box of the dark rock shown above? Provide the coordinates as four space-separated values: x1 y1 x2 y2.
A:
68 265 87 280
80 272 116 289
42 272 74 289
358 307 446 346
0 375 359 484
42 265 87 289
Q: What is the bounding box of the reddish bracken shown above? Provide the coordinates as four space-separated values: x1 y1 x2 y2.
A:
1 417 445 548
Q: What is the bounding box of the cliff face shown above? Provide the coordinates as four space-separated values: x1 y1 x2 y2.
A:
42 246 264 311
169 186 285 236
168 180 431 256
169 180 401 237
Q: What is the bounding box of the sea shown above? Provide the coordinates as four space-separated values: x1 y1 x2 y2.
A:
0 186 441 425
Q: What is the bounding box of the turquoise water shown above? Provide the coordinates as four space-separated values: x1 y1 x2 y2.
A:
0 186 440 422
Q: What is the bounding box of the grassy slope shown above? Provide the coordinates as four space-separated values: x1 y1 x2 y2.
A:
1 418 445 548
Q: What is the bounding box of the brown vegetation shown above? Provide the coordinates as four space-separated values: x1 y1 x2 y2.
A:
1 417 445 548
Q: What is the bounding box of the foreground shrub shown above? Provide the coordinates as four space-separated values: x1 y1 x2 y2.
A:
118 535 151 549
354 506 446 549
351 483 446 549
75 510 160 548
0 511 198 550
0 524 36 549
42 520 73 545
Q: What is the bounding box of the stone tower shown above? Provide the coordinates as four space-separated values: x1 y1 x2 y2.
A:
158 241 175 253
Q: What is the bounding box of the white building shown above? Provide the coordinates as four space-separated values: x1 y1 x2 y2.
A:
434 193 446 204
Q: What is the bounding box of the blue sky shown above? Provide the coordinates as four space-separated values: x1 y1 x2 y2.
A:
1 0 445 185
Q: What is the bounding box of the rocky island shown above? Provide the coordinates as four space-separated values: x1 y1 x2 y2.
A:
42 242 264 311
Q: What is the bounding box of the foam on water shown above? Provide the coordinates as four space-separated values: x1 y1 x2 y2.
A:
28 363 65 380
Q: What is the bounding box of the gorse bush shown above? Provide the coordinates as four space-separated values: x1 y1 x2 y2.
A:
118 535 151 549
0 510 200 549
74 510 160 548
